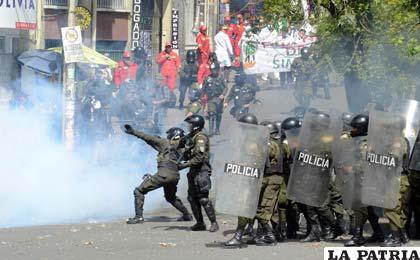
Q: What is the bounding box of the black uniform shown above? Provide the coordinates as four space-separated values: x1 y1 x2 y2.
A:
179 61 198 109
126 128 191 223
226 81 258 119
203 75 227 135
180 130 218 231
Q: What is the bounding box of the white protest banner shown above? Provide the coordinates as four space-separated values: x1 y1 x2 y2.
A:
61 26 84 64
241 40 315 74
0 0 36 30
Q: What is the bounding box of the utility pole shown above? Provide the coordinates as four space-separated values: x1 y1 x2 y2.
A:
63 0 77 150
35 0 44 49
91 0 97 50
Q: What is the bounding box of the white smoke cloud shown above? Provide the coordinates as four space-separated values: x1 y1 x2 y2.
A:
0 80 167 228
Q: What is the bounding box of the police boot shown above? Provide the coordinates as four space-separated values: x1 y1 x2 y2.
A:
400 229 409 244
244 219 255 237
321 224 332 240
325 222 344 240
300 224 321 242
344 226 366 247
215 114 222 135
208 115 215 136
275 221 286 242
255 223 277 246
365 220 384 243
382 230 402 247
127 194 145 224
200 198 219 232
414 216 420 239
171 198 193 221
224 226 245 248
189 199 206 231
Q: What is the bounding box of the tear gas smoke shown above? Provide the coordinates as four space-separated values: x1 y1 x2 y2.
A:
0 76 168 228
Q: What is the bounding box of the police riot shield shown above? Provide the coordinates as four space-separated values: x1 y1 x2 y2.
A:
361 110 405 209
410 133 420 171
287 111 341 207
390 99 420 155
333 137 365 209
284 128 301 150
213 122 269 218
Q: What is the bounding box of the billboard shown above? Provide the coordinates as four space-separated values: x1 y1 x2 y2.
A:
0 0 37 30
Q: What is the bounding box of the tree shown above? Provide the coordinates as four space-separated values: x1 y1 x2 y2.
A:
264 0 420 112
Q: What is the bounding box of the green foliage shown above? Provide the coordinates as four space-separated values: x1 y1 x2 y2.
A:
262 0 303 25
261 0 420 97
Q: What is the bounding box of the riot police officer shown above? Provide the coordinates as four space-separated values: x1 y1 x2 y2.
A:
202 65 227 136
124 125 192 224
179 50 198 109
258 121 292 244
185 87 203 117
291 47 316 108
179 115 219 232
225 73 258 119
344 114 385 246
225 113 262 247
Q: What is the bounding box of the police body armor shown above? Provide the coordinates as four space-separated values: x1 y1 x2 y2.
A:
265 138 284 175
184 131 212 173
182 63 198 84
203 77 224 99
213 122 269 218
157 144 182 171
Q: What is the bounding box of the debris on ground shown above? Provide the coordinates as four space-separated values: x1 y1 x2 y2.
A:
159 242 176 247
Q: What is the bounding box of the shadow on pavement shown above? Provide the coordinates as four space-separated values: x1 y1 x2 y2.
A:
205 241 248 249
151 225 192 231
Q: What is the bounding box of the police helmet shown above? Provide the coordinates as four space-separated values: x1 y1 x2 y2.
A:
260 121 279 134
188 87 201 102
341 112 353 124
184 115 205 132
300 47 311 59
210 62 220 75
274 121 286 138
281 117 302 130
238 113 258 125
312 111 331 129
274 121 283 132
209 52 218 62
166 127 185 141
350 114 369 137
186 50 196 64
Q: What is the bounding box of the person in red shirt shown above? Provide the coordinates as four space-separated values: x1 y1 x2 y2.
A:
114 51 138 88
224 16 237 48
196 25 211 65
155 43 181 92
233 14 246 67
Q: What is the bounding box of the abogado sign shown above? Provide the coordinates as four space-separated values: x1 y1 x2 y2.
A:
61 26 84 64
0 0 36 30
131 0 142 50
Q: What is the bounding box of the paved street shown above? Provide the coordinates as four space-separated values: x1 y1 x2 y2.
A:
1 208 420 260
2 82 416 260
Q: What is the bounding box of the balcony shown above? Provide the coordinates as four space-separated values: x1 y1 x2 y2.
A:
97 0 130 12
44 0 68 8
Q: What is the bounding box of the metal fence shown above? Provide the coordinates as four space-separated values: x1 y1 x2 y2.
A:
97 0 130 10
45 0 68 6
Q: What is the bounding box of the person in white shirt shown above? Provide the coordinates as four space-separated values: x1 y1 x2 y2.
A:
259 25 280 81
214 25 234 82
